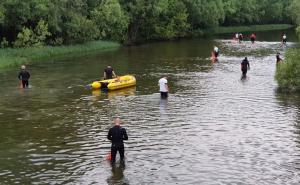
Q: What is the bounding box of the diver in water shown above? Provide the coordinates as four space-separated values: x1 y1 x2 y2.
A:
18 65 30 88
104 65 117 80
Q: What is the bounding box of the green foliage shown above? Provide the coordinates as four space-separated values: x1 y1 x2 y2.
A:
276 49 300 91
14 20 51 48
64 14 99 44
91 0 129 41
0 0 296 45
1 37 9 48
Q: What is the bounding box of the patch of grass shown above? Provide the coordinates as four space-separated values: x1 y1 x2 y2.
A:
276 48 300 92
0 40 120 69
203 24 294 35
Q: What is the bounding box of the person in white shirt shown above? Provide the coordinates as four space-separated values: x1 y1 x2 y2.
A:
158 77 169 98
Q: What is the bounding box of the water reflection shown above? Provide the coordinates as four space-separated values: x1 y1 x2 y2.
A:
107 162 128 185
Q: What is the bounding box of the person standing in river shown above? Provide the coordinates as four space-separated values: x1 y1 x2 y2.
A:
159 77 169 99
107 118 128 163
241 57 250 77
104 65 117 80
282 34 287 45
18 65 30 88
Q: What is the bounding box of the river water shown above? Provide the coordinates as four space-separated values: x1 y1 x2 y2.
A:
0 29 300 185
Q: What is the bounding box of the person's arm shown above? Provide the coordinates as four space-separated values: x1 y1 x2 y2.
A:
18 72 21 80
123 128 128 140
107 129 112 141
104 71 107 79
248 62 250 70
112 70 116 78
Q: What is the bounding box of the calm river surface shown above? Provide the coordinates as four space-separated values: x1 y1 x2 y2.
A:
0 29 300 185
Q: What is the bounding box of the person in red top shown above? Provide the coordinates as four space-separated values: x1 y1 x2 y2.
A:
250 33 256 44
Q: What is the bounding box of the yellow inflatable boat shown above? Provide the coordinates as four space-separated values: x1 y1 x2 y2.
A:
91 75 136 91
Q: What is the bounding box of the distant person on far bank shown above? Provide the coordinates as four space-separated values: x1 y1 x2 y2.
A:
282 34 287 45
238 33 243 43
241 57 250 77
104 65 117 80
107 118 128 163
18 65 30 88
158 77 169 99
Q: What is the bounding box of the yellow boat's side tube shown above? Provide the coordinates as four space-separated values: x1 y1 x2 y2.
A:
91 75 136 91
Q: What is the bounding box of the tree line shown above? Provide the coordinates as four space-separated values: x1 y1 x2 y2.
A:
0 0 295 48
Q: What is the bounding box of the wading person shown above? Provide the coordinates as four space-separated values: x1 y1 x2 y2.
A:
158 77 169 99
241 57 250 77
18 65 30 88
282 34 287 45
104 65 117 80
213 46 219 58
238 33 243 43
107 118 128 163
250 33 256 44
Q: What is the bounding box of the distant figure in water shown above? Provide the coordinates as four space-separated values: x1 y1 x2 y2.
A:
104 65 117 80
18 65 30 88
158 77 169 99
213 46 219 58
238 33 243 43
241 57 250 77
107 118 128 163
282 34 287 45
234 33 239 42
250 33 256 44
276 52 283 64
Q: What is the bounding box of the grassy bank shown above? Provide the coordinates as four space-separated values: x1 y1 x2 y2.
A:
204 24 294 35
276 48 300 91
0 40 120 69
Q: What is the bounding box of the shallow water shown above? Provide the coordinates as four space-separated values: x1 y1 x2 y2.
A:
0 29 300 185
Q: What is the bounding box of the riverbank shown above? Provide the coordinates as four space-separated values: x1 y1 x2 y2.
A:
202 24 294 35
276 48 300 92
0 41 120 69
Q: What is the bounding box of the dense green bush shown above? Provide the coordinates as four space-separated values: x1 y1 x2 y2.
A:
0 0 296 46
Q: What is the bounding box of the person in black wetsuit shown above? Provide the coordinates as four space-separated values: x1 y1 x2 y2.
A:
107 118 128 163
241 57 250 77
18 65 30 88
276 52 283 64
104 65 116 79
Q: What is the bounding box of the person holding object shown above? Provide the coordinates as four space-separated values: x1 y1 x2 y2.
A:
18 65 30 88
159 77 169 99
107 118 128 163
104 65 117 80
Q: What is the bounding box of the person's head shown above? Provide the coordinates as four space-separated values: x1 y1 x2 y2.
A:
21 65 26 70
245 57 247 60
277 52 280 55
114 118 121 126
107 65 112 68
163 77 167 80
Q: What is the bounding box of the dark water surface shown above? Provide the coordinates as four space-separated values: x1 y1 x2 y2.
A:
0 29 300 185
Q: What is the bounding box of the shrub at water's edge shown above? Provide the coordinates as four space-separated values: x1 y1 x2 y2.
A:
0 41 120 69
276 48 300 91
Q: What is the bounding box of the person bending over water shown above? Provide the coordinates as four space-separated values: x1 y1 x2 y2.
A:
159 77 169 99
18 65 30 88
276 52 283 64
104 65 117 80
241 57 250 77
107 118 128 163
